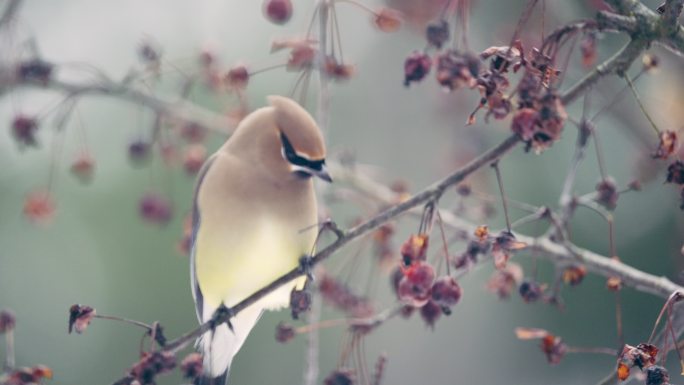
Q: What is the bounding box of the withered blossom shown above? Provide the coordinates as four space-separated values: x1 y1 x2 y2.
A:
562 265 587 286
275 322 296 344
12 115 39 148
666 160 684 185
519 279 545 303
435 49 480 91
68 304 96 334
224 65 250 90
652 130 678 159
491 231 527 269
290 286 312 320
617 343 659 381
487 263 523 299
515 327 567 365
3 365 53 385
596 178 619 210
180 352 203 380
404 51 432 87
373 8 402 33
319 273 374 318
129 351 176 385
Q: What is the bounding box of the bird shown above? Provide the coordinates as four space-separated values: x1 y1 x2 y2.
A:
189 95 331 384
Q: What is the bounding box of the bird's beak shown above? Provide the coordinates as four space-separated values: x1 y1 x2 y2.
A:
312 164 333 183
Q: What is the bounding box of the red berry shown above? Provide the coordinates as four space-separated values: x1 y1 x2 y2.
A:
263 0 292 25
139 193 172 225
404 51 432 87
419 301 441 328
404 261 435 286
397 276 430 307
431 276 462 308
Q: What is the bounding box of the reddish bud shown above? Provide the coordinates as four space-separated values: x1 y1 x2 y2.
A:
263 0 293 25
404 51 432 87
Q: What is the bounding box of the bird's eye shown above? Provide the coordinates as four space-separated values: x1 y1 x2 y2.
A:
280 133 324 171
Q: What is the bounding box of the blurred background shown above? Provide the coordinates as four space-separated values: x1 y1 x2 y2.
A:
0 0 683 384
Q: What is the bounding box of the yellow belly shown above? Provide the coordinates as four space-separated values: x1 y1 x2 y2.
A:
195 217 309 310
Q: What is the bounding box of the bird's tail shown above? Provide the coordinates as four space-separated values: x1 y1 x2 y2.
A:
197 305 263 384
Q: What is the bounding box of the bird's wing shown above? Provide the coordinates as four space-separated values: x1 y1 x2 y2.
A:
190 152 219 322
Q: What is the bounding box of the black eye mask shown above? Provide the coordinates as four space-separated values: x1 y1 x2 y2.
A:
280 132 325 171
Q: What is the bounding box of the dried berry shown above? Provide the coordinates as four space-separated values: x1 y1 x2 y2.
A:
17 59 53 83
129 351 176 385
4 365 53 385
606 276 622 291
0 309 16 333
404 51 432 87
183 144 207 175
180 352 203 380
275 322 296 343
324 56 355 81
491 231 526 269
617 343 659 380
666 160 684 185
519 279 544 303
540 334 567 364
263 0 293 25
579 32 597 68
12 115 39 148
652 130 678 159
71 152 95 183
430 276 461 308
426 19 449 49
290 287 311 320
138 192 173 225
487 263 523 299
68 304 96 334
225 65 250 89
23 190 56 224
562 265 587 286
128 140 151 164
596 178 619 210
180 122 207 143
320 273 374 318
435 49 480 91
374 7 402 32
419 300 441 328
645 365 669 385
324 368 355 385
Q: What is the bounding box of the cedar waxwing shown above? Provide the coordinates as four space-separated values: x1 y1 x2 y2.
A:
190 95 331 384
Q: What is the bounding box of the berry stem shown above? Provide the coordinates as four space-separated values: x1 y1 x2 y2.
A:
624 74 661 136
435 210 452 275
491 161 512 233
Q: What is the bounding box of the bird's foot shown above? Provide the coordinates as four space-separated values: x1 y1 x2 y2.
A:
298 255 315 282
211 304 234 332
